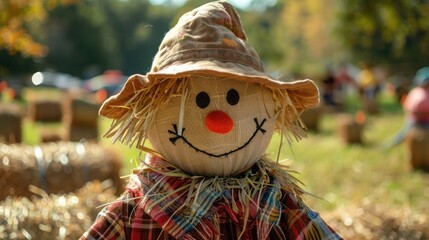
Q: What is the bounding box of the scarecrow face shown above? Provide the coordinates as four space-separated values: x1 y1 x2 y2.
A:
148 76 276 176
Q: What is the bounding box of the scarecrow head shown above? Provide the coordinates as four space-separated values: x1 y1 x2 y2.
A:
99 1 319 176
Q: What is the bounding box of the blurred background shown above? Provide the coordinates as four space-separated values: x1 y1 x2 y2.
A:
2 0 428 84
1 0 429 239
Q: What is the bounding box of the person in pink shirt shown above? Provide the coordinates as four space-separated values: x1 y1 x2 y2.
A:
386 67 429 148
404 73 429 124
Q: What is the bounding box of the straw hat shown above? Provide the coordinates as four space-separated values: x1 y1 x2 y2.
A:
99 1 319 176
100 1 318 119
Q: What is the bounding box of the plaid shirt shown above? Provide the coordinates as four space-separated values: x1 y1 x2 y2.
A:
81 159 342 240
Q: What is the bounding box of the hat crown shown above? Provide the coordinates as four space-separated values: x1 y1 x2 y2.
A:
151 1 264 73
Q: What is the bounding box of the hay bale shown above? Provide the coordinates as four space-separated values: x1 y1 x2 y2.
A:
39 125 67 142
67 126 98 142
300 105 322 132
0 104 22 143
363 98 379 115
324 202 429 240
40 131 65 142
406 127 429 172
0 180 118 239
28 100 63 122
337 114 364 144
0 141 124 200
68 98 100 127
62 94 100 142
71 99 100 127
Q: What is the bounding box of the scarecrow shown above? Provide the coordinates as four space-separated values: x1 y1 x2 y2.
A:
81 1 342 239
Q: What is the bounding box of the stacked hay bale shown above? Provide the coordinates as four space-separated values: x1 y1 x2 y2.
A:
300 105 323 132
0 103 23 143
27 99 63 123
337 112 365 144
406 127 429 172
64 94 100 142
0 180 118 239
0 141 123 200
27 98 65 142
363 98 379 115
324 202 429 240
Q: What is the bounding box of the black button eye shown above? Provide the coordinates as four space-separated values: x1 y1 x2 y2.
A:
196 91 210 109
226 89 239 105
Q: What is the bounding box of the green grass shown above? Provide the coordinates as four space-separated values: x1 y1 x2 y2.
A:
17 89 429 216
268 113 427 211
265 93 429 214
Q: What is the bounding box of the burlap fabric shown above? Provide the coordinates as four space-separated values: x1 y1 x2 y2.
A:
98 1 320 176
147 75 276 176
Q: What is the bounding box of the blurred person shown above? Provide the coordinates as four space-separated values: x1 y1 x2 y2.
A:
333 63 357 108
321 64 355 109
385 67 429 148
321 68 338 106
386 74 411 104
0 81 7 93
357 62 379 102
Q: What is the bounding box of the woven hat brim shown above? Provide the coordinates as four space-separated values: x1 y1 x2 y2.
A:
99 60 319 119
147 60 314 90
147 59 319 108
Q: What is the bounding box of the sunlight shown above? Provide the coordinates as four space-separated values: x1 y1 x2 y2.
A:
31 72 43 86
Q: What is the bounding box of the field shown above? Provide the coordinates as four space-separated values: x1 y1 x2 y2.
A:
272 111 429 212
14 88 429 237
19 89 428 210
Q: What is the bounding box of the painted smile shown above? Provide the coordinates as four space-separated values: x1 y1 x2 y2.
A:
168 118 267 158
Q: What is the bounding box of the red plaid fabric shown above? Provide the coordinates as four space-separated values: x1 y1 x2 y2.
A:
80 173 342 240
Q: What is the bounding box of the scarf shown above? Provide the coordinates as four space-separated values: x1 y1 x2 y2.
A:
131 154 305 239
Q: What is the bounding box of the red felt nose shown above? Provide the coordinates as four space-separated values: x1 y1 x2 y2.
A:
205 110 234 134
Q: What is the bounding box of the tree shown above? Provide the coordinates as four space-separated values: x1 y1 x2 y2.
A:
1 0 176 77
0 0 78 58
0 0 80 76
240 5 284 70
103 0 174 75
43 0 119 77
272 0 340 77
335 0 429 73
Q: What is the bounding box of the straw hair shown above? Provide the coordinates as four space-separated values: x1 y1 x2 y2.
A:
101 74 310 152
140 155 306 200
102 76 190 149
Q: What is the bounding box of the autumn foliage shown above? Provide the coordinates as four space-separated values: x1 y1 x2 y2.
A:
0 0 78 57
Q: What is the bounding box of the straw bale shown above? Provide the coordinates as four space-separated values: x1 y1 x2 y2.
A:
0 104 22 143
337 114 364 144
406 127 429 172
324 202 429 240
67 126 98 142
39 126 66 142
28 100 63 122
40 131 64 142
0 180 118 240
66 97 100 128
300 105 322 132
363 98 379 115
0 141 124 200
